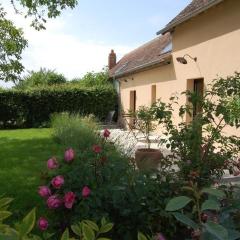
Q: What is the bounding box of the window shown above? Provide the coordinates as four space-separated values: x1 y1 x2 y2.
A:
130 90 136 112
151 85 156 105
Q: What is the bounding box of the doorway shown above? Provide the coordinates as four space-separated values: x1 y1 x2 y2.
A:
129 90 136 126
186 78 204 121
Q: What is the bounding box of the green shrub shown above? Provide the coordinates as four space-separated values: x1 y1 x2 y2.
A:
0 195 114 240
0 85 117 128
153 72 240 187
51 113 100 150
38 119 179 239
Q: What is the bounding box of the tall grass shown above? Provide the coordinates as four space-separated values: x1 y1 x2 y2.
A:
51 113 100 150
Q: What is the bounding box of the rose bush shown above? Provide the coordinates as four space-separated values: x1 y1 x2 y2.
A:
38 116 180 239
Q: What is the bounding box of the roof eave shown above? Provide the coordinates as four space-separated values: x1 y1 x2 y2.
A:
112 52 172 79
157 0 224 35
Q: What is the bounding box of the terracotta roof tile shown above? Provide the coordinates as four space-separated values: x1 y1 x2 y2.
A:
158 0 223 34
109 33 171 78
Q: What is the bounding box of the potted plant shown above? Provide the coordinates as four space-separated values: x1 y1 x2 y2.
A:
129 105 163 171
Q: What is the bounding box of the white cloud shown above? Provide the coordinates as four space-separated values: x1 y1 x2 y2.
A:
0 2 134 87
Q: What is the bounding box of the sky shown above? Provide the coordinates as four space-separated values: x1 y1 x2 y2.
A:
1 0 191 87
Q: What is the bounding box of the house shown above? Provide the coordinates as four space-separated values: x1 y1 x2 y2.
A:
108 0 240 135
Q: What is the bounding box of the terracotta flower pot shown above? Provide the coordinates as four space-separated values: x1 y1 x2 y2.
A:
135 148 163 171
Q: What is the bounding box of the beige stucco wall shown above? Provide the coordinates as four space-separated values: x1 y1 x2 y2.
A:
119 0 240 136
120 63 176 110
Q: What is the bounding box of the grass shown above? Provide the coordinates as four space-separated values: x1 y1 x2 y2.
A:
0 128 63 220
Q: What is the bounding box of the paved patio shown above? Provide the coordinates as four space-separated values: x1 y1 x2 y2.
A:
102 128 240 184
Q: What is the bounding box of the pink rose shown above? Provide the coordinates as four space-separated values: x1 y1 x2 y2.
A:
38 217 48 231
64 148 75 163
64 191 76 209
51 175 64 189
47 195 62 209
103 129 110 138
82 186 91 198
47 157 59 169
155 233 166 240
38 186 51 198
92 145 102 154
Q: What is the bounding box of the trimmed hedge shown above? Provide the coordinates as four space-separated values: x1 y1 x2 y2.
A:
0 85 117 128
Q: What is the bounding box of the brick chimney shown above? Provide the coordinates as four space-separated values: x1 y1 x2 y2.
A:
108 49 116 70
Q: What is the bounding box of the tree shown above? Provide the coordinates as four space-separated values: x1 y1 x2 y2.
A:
15 68 67 89
71 70 111 87
0 5 27 82
10 0 78 30
0 0 79 82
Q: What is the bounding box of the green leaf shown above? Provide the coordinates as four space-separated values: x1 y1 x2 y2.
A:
83 223 95 240
166 196 192 211
137 232 148 240
0 198 14 209
71 224 82 236
61 228 69 240
0 211 12 221
204 221 228 240
173 212 199 230
0 223 10 232
31 235 43 240
97 238 111 240
201 200 220 211
19 208 36 236
0 233 17 240
228 229 240 240
202 188 225 198
99 223 114 234
43 232 55 239
83 220 99 231
101 217 107 226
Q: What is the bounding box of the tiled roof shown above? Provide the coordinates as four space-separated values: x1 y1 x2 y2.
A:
109 33 172 78
157 0 224 34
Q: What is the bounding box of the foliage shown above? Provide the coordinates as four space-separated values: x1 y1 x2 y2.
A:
38 117 179 239
0 196 38 239
165 184 240 240
0 195 114 240
67 218 113 240
0 85 117 128
15 68 67 90
9 0 78 30
1 0 78 82
128 106 157 149
51 113 100 150
0 5 28 82
71 70 111 88
153 72 240 186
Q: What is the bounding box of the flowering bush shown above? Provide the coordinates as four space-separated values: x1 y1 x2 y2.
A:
0 195 114 239
37 118 180 239
153 73 240 186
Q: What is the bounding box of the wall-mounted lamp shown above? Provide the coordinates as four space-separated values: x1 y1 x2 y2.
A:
176 54 197 64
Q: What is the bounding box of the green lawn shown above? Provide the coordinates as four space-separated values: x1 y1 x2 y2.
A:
0 128 63 220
